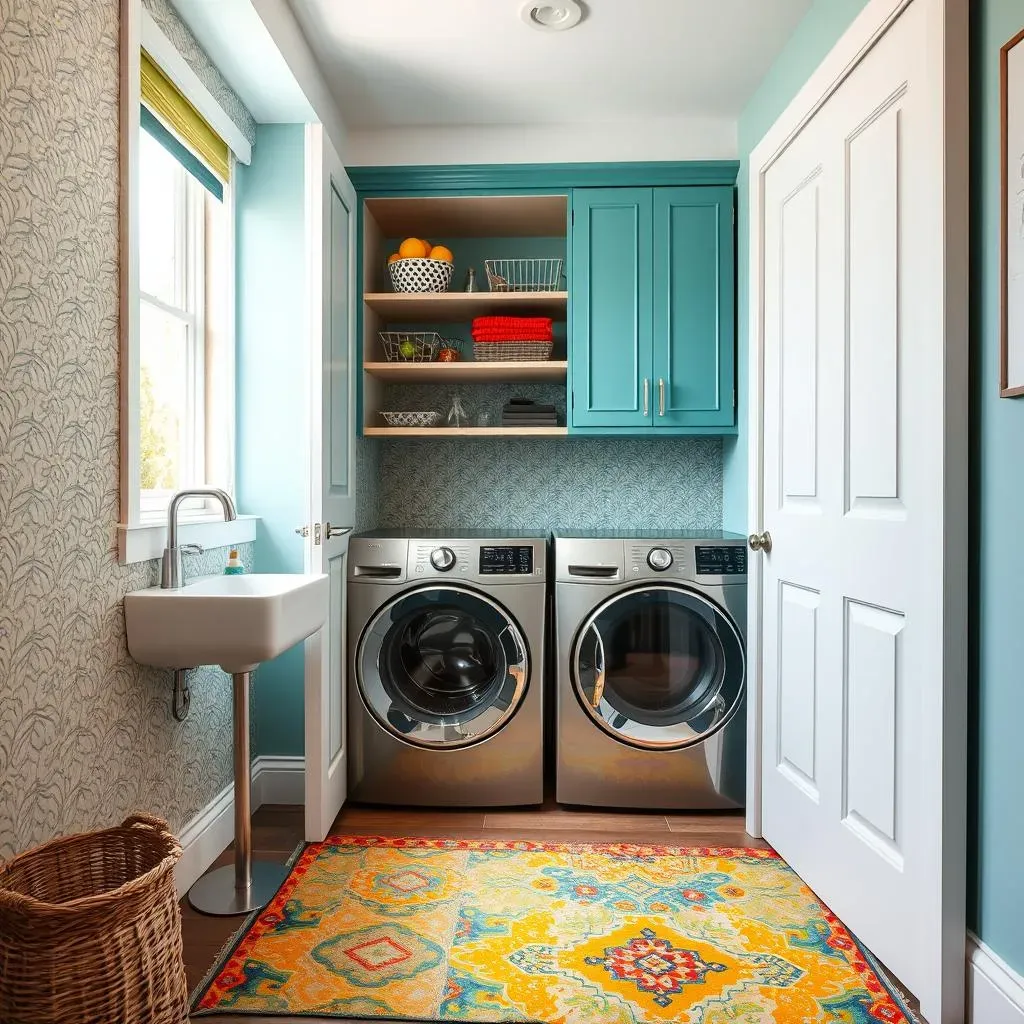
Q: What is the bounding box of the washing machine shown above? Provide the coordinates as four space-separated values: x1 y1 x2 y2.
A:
347 531 547 807
555 532 747 810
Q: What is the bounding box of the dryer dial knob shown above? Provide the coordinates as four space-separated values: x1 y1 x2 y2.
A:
430 546 456 572
647 547 673 571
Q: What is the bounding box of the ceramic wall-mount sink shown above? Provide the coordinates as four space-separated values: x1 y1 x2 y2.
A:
125 573 329 674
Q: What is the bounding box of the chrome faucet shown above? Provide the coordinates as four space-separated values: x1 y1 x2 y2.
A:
161 488 238 589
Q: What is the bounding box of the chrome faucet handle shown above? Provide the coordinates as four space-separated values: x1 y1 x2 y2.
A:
180 543 204 555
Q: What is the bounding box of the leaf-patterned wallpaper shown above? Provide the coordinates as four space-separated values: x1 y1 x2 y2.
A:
0 0 249 860
142 0 256 147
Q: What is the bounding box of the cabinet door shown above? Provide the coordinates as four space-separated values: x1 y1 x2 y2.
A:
571 188 654 428
653 186 735 428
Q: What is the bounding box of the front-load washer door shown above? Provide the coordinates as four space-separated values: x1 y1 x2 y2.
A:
572 585 744 750
358 585 529 749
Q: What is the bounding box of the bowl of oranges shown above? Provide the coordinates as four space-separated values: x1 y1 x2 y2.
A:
388 238 455 293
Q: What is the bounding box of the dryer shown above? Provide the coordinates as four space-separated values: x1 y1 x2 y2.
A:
347 531 547 807
554 532 747 810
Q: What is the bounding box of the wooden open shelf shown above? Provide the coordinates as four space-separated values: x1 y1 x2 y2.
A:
364 360 567 384
365 195 568 238
364 291 568 322
364 426 568 438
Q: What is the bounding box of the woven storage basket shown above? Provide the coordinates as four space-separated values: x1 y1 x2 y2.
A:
0 814 188 1024
473 340 554 362
388 257 453 293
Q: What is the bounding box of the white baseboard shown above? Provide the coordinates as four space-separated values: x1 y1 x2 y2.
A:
174 781 235 897
969 933 1024 1023
173 756 305 897
252 755 306 807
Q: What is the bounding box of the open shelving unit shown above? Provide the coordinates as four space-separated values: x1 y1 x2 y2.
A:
363 426 569 438
361 194 570 438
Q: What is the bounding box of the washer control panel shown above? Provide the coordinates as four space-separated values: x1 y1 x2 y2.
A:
695 545 747 576
647 547 673 571
430 546 456 572
480 545 534 575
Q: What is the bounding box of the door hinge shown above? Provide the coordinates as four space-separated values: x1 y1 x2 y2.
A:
314 522 322 546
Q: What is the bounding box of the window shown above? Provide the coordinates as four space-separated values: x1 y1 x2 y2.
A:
134 109 233 524
138 128 207 513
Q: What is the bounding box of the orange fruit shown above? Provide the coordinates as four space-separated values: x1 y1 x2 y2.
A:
398 237 428 259
387 253 401 264
420 240 431 251
429 245 454 263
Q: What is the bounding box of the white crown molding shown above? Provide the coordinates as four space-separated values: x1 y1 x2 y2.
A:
141 7 252 164
174 756 305 897
969 933 1024 1023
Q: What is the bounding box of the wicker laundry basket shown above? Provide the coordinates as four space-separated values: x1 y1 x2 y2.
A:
0 813 188 1024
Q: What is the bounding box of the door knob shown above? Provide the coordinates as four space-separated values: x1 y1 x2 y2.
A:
294 525 309 538
749 531 772 553
325 523 352 540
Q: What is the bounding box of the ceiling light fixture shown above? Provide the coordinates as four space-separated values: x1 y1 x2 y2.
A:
520 1 584 32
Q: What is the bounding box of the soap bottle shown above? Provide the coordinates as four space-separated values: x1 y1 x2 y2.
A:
224 549 245 575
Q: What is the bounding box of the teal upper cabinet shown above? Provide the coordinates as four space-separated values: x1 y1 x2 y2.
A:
570 185 736 434
654 187 734 428
570 189 653 428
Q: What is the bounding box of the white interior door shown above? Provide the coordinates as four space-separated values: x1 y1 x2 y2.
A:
303 123 357 842
750 1 968 1021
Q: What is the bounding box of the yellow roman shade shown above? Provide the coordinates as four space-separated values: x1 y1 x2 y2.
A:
140 49 230 183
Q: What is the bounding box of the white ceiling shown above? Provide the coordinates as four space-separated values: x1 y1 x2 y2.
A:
285 0 814 130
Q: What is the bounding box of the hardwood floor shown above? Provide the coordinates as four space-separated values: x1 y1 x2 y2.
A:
182 802 921 1023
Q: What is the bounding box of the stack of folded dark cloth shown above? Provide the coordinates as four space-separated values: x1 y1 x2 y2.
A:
501 398 560 427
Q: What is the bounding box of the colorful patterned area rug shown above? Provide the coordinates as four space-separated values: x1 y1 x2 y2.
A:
192 836 915 1022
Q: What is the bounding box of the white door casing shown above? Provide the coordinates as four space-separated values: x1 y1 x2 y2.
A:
746 1 969 1022
303 123 358 842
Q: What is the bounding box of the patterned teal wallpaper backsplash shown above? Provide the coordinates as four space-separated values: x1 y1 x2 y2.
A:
357 437 722 532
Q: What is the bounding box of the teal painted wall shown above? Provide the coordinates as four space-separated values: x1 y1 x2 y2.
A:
971 0 1024 975
235 124 308 757
722 0 872 531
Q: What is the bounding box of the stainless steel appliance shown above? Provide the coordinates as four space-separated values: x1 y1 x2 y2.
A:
347 531 547 806
554 532 747 809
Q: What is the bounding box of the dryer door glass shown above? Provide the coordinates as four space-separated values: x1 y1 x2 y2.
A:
357 585 529 749
573 585 744 749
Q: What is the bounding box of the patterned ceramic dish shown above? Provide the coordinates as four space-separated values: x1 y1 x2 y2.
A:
381 411 442 428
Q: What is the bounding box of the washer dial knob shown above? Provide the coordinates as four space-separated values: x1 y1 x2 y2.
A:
647 547 673 571
430 546 456 572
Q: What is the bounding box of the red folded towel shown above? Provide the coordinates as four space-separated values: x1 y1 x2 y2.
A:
472 316 553 330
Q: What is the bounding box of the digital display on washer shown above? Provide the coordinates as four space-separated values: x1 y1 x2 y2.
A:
695 546 747 576
480 546 533 575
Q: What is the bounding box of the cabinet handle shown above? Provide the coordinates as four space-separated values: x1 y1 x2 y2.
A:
659 378 666 417
643 378 649 417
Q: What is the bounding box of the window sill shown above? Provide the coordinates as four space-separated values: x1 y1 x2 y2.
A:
118 514 259 565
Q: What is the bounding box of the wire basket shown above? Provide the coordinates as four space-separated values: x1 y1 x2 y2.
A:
381 411 442 428
379 332 442 362
484 258 564 293
389 257 454 293
473 340 554 362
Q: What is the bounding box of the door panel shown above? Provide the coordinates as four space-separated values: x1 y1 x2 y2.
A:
304 124 357 842
570 188 653 428
756 1 965 1018
654 186 735 428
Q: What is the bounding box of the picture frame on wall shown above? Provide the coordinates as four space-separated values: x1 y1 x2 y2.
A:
1001 27 1024 397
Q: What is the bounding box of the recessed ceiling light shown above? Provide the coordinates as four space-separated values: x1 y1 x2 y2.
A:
520 1 584 32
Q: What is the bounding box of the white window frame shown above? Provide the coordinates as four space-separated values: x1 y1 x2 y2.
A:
118 0 254 564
